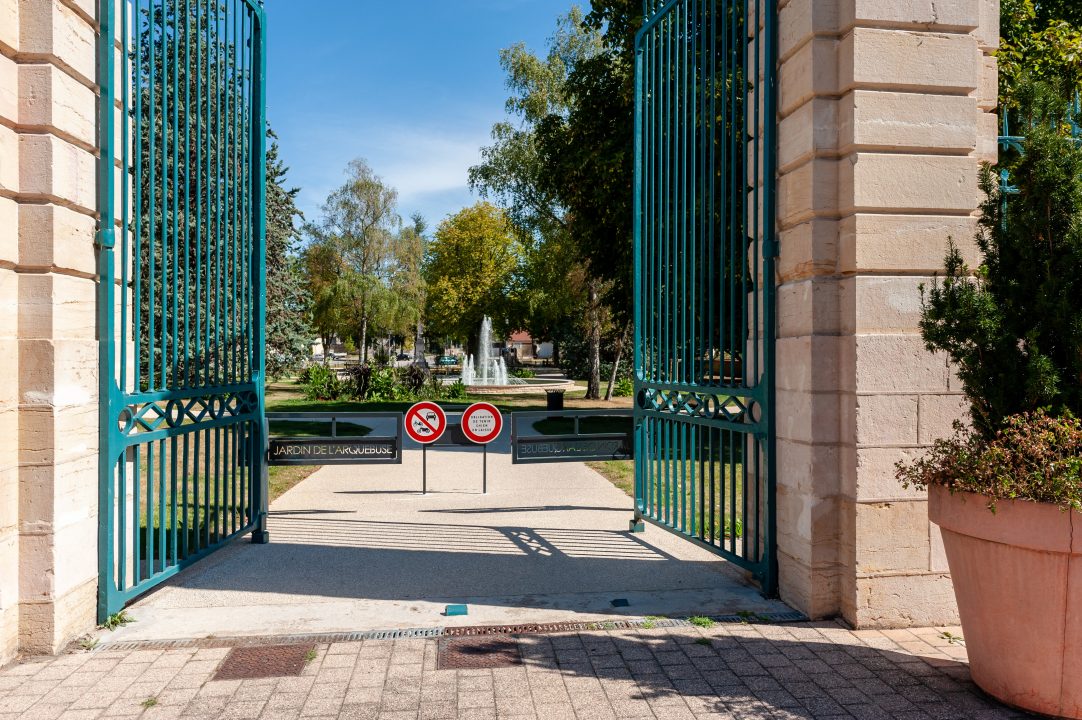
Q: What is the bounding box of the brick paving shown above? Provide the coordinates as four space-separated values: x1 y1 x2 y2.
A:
0 621 1025 720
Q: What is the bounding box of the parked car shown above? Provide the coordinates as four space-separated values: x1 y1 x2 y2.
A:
396 352 410 361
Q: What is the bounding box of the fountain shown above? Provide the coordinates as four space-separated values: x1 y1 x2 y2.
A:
456 316 576 395
462 316 512 386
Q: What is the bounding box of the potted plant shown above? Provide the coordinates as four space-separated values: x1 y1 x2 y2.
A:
897 85 1082 718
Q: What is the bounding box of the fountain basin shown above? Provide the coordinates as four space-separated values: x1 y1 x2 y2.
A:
456 377 579 396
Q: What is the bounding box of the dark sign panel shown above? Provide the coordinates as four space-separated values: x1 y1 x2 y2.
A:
268 437 401 465
513 435 633 464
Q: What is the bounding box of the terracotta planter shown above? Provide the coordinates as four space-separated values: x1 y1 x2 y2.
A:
929 484 1082 718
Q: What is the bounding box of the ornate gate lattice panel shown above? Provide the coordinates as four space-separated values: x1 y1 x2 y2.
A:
96 0 267 620
633 0 778 592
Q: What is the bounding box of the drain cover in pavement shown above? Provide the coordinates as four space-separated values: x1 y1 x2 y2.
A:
438 636 522 669
213 643 315 680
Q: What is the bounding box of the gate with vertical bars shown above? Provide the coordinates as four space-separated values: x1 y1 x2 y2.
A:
96 0 268 621
633 0 779 593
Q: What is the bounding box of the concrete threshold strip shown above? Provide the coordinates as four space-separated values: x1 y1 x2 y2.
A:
87 610 808 653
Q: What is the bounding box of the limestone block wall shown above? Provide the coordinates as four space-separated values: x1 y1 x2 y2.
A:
774 0 998 627
0 0 100 664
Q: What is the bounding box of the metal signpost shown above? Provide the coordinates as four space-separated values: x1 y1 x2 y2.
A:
404 402 448 494
460 403 503 494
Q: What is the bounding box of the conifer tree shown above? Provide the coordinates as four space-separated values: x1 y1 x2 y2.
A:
264 130 311 379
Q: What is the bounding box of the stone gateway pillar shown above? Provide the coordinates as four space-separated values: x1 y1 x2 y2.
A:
773 0 999 626
0 0 102 664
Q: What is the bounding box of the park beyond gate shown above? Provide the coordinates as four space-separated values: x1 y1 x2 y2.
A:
96 0 268 622
633 0 779 592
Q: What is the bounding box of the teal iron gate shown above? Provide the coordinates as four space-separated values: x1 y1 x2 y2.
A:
96 0 268 621
633 0 778 592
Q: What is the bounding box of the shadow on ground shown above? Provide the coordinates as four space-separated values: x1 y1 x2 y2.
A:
499 628 1020 720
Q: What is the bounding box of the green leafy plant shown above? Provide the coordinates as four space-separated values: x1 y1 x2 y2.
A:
78 636 100 652
613 377 634 397
940 630 965 646
444 380 468 401
304 648 318 664
302 363 345 401
897 412 1082 512
141 697 158 709
918 85 1082 438
688 616 715 628
100 610 134 631
695 637 713 646
511 367 536 379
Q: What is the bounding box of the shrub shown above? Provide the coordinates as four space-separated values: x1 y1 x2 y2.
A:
511 367 536 379
445 380 468 400
302 363 344 401
367 368 406 401
896 411 1082 511
344 364 372 400
613 377 634 397
918 84 1082 438
401 364 429 393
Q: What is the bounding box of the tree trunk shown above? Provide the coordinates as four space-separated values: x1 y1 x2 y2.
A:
321 335 331 364
586 280 602 400
360 315 368 364
605 320 631 401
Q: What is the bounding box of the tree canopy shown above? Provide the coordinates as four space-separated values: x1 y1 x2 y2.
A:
264 130 311 379
423 202 521 347
302 159 424 361
1000 0 1082 108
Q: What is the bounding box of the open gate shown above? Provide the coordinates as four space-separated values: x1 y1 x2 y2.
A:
633 0 778 592
96 0 267 621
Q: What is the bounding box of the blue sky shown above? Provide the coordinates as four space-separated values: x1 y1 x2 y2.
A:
265 1 578 232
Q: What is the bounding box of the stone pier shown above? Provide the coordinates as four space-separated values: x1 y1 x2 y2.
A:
773 0 998 626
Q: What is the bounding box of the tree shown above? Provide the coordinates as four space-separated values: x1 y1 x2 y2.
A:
919 87 1082 438
264 130 311 379
1000 0 1082 108
470 8 623 398
303 159 401 362
423 203 521 348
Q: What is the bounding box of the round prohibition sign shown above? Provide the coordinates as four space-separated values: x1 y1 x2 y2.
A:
404 401 447 444
460 402 503 444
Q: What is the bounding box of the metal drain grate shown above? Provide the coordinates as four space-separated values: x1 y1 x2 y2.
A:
94 627 444 652
213 644 314 680
437 636 523 669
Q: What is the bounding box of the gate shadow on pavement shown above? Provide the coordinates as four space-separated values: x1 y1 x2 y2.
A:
499 628 1014 720
161 514 744 604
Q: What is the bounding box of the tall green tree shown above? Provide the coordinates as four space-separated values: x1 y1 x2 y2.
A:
1000 0 1082 108
303 159 402 362
920 87 1082 437
264 130 311 379
471 5 636 398
423 203 521 348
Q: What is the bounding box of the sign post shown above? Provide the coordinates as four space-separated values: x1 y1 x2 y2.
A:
404 402 448 494
461 402 503 494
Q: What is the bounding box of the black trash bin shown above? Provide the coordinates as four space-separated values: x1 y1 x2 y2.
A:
545 389 565 411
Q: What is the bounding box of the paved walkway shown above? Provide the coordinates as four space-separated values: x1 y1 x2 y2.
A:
108 442 786 643
0 620 1017 720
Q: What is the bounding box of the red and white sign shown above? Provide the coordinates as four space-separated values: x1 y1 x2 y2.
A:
404 401 447 444
460 402 503 444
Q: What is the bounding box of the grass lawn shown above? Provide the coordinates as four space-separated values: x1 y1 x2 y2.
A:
588 458 746 540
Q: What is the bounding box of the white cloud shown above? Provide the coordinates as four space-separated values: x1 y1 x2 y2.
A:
281 115 491 227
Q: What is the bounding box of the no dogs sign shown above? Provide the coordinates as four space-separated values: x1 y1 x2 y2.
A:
460 402 503 444
404 401 447 444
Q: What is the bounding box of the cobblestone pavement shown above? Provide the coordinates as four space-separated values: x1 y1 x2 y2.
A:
0 621 1024 720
